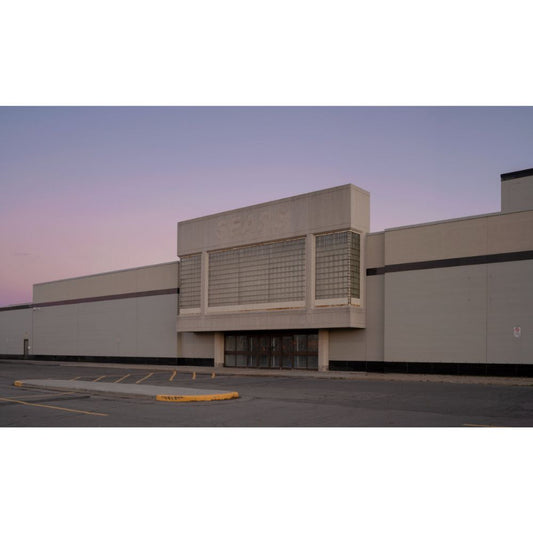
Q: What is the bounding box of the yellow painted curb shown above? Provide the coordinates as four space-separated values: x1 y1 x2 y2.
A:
156 391 239 402
14 381 23 387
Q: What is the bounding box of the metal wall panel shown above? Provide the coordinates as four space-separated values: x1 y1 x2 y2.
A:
384 265 488 363
33 261 178 303
0 308 32 355
486 259 533 364
33 294 178 357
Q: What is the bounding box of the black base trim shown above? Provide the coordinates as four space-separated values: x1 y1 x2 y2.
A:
501 168 533 181
33 355 178 365
177 358 214 367
3 354 215 367
329 360 533 377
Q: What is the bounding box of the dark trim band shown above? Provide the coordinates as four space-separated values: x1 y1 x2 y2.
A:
366 249 533 276
501 168 533 181
0 304 32 313
0 288 179 312
329 360 533 377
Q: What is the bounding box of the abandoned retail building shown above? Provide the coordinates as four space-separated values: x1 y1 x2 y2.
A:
1 168 533 376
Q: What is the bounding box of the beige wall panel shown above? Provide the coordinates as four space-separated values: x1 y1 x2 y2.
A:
180 332 214 358
329 329 366 361
486 211 533 255
178 185 369 255
33 294 178 358
34 270 136 303
501 176 533 213
34 262 178 303
385 217 489 265
350 186 371 233
33 305 79 355
327 276 384 362
76 300 138 356
486 260 533 364
137 295 178 357
384 210 533 266
384 266 487 363
0 309 32 355
366 233 384 269
135 263 179 292
365 275 385 361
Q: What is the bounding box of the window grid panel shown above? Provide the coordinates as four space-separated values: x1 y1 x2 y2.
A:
179 254 202 309
350 232 361 299
209 238 305 307
315 231 360 300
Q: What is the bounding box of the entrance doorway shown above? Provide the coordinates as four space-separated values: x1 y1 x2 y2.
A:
224 331 318 370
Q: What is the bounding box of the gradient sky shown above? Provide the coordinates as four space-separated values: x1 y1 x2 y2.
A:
1 106 533 306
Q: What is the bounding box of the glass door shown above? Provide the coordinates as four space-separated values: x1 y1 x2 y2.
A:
225 331 318 370
281 335 293 369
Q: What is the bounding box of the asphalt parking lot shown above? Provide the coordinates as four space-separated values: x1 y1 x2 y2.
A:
1 360 533 426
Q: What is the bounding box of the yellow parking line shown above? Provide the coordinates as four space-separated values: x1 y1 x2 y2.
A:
169 370 176 382
70 376 81 381
0 396 108 417
93 375 106 382
136 372 153 384
114 374 130 383
463 423 493 427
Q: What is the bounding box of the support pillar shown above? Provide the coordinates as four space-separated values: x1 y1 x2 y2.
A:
214 332 224 368
318 329 329 372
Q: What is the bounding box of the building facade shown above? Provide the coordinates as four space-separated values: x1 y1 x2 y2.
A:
1 169 533 375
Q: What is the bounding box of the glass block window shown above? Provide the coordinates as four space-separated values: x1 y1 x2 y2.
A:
209 238 305 307
315 231 360 300
179 254 201 309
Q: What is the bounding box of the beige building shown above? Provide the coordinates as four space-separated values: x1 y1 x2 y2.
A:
1 168 533 376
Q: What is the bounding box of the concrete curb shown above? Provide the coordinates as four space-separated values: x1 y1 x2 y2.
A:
156 392 239 402
13 379 240 402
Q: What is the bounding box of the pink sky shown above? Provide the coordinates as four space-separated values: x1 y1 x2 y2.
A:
1 106 532 306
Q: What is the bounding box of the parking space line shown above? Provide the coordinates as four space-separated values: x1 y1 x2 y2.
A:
114 374 130 383
136 372 153 384
0 396 108 417
463 423 493 427
70 376 81 381
169 370 176 382
93 375 107 382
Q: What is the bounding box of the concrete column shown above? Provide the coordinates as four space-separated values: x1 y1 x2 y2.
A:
318 329 329 372
214 332 225 367
305 233 316 310
200 251 209 314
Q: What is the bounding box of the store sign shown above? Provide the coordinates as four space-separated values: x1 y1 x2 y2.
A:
513 326 521 338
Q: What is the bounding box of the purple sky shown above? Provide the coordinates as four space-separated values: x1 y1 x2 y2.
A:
1 106 532 306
